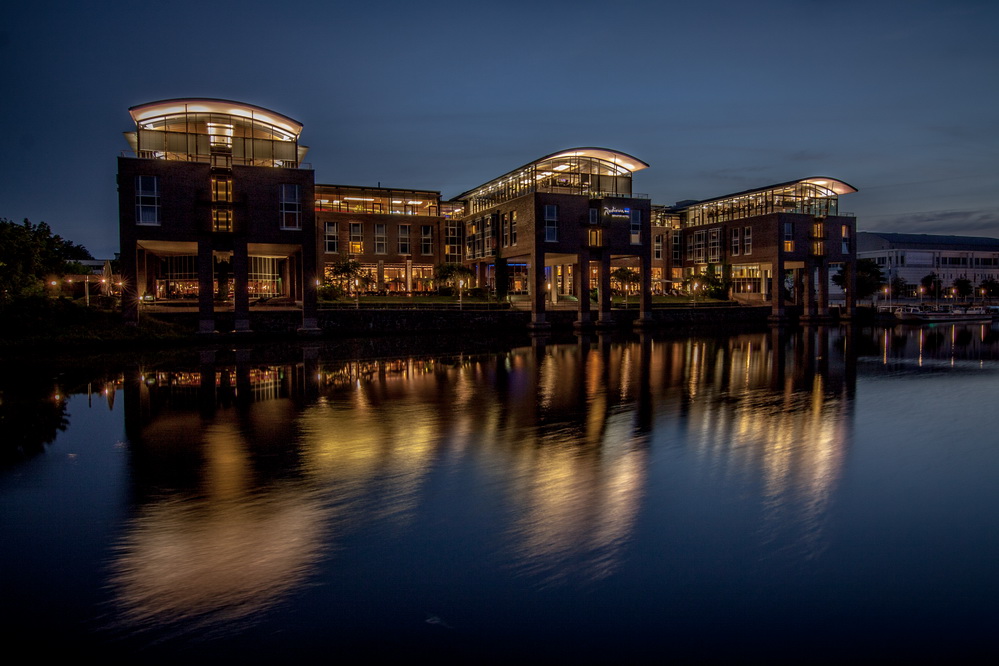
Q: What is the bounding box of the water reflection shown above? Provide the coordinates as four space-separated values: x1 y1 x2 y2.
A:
102 325 868 636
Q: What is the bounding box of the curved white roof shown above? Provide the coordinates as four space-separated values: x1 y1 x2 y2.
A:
129 98 303 138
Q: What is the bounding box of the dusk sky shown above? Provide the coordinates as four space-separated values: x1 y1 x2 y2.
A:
2 0 997 258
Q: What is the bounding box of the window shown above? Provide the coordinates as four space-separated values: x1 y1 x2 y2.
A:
841 224 850 254
654 234 663 260
783 222 794 252
135 176 160 225
708 228 720 262
744 227 752 255
445 222 461 263
502 213 509 248
325 222 338 253
374 223 387 254
630 209 641 244
211 176 232 203
673 233 682 263
421 225 433 255
510 211 517 245
731 228 740 256
398 224 410 254
350 223 363 254
589 208 599 225
280 184 301 229
544 205 558 242
212 208 232 233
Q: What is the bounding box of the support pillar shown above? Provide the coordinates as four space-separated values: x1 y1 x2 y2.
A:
233 239 251 333
636 252 653 328
769 259 786 321
575 252 592 328
598 252 613 326
529 249 549 329
198 240 216 334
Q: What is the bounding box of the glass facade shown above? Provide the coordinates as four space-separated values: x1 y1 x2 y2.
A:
460 150 647 215
682 179 853 228
314 186 440 216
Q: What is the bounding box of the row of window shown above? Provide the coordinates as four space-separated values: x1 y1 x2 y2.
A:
134 176 301 230
324 222 435 256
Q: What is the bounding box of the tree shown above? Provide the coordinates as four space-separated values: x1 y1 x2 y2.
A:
0 218 93 301
979 278 999 299
433 263 473 294
611 267 640 307
890 275 908 298
328 259 368 295
833 259 884 300
683 264 726 300
952 277 973 299
920 272 943 298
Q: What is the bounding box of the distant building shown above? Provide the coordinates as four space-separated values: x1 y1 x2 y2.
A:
857 232 999 293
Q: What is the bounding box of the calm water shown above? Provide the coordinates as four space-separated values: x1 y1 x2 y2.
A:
3 323 999 662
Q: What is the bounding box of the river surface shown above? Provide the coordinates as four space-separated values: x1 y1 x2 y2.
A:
3 323 999 662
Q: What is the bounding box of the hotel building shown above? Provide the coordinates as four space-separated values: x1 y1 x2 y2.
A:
663 178 859 318
118 98 859 328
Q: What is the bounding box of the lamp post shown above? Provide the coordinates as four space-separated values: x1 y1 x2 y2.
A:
885 285 891 312
458 279 464 310
355 279 360 309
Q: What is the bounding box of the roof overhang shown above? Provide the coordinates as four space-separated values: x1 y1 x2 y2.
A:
129 98 303 138
454 146 649 200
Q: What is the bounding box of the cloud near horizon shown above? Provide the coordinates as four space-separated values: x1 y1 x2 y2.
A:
860 208 999 239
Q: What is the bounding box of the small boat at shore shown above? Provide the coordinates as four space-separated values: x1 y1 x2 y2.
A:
894 305 992 323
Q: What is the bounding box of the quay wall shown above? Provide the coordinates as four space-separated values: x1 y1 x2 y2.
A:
143 306 777 337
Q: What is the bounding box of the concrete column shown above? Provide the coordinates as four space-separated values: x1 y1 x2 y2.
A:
770 260 786 319
575 252 592 327
598 253 613 326
198 240 216 334
233 240 251 332
803 262 816 318
300 250 319 333
529 248 548 328
817 260 830 317
844 261 857 317
638 252 653 325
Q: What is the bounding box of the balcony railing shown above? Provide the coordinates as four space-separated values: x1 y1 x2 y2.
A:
121 151 312 170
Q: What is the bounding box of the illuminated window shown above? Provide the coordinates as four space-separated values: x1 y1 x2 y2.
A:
350 223 363 254
280 184 301 229
135 176 160 225
544 205 558 242
783 222 794 252
630 209 641 244
510 211 518 245
398 224 410 254
841 224 850 254
502 213 509 247
212 208 232 232
325 222 338 253
211 177 232 203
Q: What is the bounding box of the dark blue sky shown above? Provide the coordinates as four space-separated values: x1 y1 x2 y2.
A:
3 0 997 258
